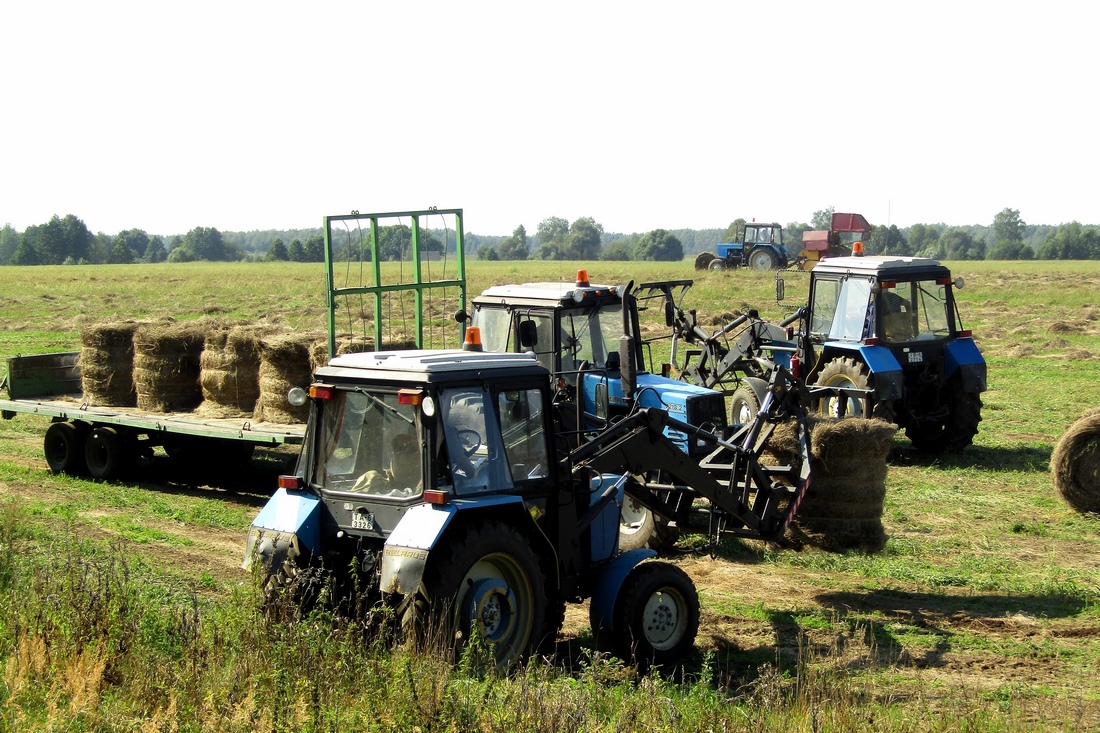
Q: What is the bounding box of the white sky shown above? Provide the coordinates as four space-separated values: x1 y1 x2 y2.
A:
1 1 1096 238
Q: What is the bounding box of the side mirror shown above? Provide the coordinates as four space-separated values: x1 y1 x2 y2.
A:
776 277 785 302
663 301 675 327
454 309 470 323
518 320 538 348
954 277 965 290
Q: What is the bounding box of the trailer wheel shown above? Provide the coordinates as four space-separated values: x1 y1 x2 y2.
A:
906 379 982 453
44 421 89 475
408 520 549 669
612 561 699 668
85 426 129 480
619 496 656 551
748 248 779 270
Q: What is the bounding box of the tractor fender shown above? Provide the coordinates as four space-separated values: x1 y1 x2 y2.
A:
588 549 658 634
242 488 321 570
944 338 987 393
380 495 528 596
818 343 904 402
742 376 769 405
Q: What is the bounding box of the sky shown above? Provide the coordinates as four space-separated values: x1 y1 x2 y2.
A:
2 1 1096 239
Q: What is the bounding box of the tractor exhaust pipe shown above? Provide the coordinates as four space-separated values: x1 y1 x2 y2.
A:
620 281 636 400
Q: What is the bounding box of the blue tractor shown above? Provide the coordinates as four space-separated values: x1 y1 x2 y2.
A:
779 255 986 452
697 221 791 271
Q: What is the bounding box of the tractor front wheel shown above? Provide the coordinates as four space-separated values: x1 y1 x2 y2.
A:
812 357 893 421
730 386 762 425
609 561 699 668
407 521 550 670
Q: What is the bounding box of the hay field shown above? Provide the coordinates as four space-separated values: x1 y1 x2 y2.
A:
1 259 1099 728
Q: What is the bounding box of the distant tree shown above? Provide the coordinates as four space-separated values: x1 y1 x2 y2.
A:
907 224 940 256
937 229 985 260
992 208 1025 247
537 216 569 248
167 246 194 263
288 238 306 262
266 237 288 261
497 225 529 260
536 240 569 260
723 218 747 241
602 238 634 260
109 239 135 264
88 232 112 264
145 236 167 263
633 229 683 261
378 224 411 261
30 216 69 264
566 216 603 259
1037 222 1100 260
868 224 907 256
182 227 227 261
304 234 325 262
987 240 1034 260
0 224 19 264
10 237 39 265
115 229 150 261
477 245 499 260
811 207 835 230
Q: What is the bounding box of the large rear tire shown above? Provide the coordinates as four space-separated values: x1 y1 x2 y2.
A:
748 248 779 270
406 521 550 670
906 379 982 453
44 421 89 475
608 561 699 668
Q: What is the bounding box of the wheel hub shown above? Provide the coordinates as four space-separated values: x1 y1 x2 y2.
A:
642 591 681 646
464 578 517 644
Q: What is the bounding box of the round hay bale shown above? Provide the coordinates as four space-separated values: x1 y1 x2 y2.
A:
255 333 317 424
80 321 141 406
133 321 207 413
1051 409 1100 514
196 325 273 418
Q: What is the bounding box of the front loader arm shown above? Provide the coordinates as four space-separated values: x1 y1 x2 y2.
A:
566 369 813 543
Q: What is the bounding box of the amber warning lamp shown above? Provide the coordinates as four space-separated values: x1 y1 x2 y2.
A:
575 269 590 287
852 241 865 256
462 326 484 351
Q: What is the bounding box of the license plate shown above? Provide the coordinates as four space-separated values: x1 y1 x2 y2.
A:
908 351 923 363
351 511 374 531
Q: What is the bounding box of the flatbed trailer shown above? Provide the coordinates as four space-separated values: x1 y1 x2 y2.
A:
1 352 305 480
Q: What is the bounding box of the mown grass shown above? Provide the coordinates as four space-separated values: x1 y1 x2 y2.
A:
2 259 1100 730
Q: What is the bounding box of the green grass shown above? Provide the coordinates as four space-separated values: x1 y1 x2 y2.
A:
2 259 1100 730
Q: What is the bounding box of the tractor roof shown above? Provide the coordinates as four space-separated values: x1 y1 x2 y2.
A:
813 255 951 279
474 279 624 309
317 349 548 384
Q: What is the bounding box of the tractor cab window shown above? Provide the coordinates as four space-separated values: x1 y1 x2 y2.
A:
498 388 550 482
473 307 557 374
476 308 512 353
811 277 872 342
314 389 424 499
878 280 952 342
439 386 513 495
560 304 623 377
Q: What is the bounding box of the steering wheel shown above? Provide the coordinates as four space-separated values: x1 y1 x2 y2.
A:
456 428 482 457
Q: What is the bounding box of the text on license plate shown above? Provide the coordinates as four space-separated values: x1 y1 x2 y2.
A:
351 512 374 530
908 351 923 363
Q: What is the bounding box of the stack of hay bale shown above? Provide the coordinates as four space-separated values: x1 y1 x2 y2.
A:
133 321 207 413
1051 408 1100 514
80 321 141 406
195 325 273 418
766 416 897 553
254 333 319 424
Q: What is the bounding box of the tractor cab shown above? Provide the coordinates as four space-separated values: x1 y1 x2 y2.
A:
465 269 639 380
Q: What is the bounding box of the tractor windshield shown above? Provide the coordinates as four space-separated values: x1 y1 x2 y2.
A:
876 280 953 342
312 389 424 498
560 304 623 375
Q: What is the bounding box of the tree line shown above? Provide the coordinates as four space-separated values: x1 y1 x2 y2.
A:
3 208 1098 266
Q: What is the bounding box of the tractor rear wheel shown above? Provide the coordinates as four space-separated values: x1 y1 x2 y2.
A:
906 379 982 453
407 520 550 670
609 561 699 668
748 248 779 270
44 421 89 475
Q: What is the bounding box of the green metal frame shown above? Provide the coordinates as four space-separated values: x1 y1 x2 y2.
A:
323 208 466 359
